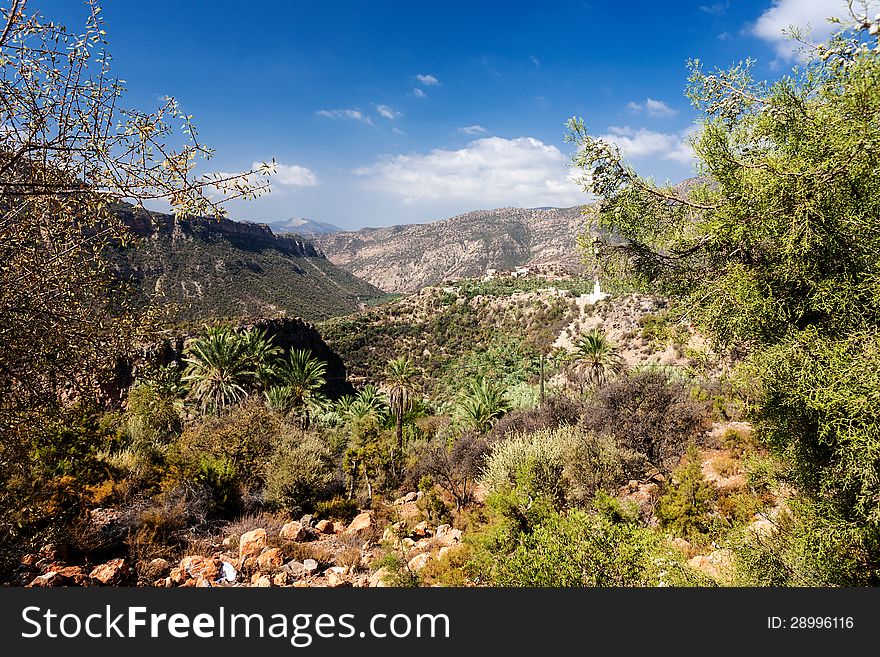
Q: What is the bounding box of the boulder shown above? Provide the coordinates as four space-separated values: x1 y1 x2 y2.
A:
256 548 285 572
368 567 390 588
89 559 131 586
434 528 462 547
346 511 374 537
220 561 237 582
303 558 319 574
411 521 430 538
407 553 431 572
333 521 347 534
143 558 171 580
300 514 315 529
326 566 350 588
315 519 335 534
687 549 734 582
280 521 308 542
239 528 268 561
283 560 307 577
435 524 452 538
169 566 187 586
180 556 219 581
250 574 272 587
27 571 67 587
273 572 288 586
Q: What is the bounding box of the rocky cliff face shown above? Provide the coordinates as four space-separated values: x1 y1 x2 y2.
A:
111 205 384 325
313 205 592 293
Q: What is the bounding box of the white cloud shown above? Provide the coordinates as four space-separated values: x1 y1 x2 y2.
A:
415 73 440 86
315 108 372 124
751 0 849 61
599 126 695 164
353 136 584 207
457 125 488 135
412 88 427 99
392 127 406 136
529 55 540 68
375 104 402 120
260 162 318 187
626 98 678 118
699 2 728 14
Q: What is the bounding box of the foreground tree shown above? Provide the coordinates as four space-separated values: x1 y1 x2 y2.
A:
567 6 880 579
0 0 272 561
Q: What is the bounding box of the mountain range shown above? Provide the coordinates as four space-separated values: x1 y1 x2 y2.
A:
313 205 592 293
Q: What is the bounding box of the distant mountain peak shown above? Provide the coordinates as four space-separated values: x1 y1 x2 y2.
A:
269 216 342 235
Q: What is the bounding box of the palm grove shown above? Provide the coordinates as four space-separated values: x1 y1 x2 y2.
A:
2 0 880 586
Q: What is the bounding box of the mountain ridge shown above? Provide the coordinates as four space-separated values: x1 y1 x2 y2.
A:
313 205 592 293
112 205 385 325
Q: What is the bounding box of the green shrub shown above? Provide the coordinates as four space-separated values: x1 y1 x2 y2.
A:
733 500 880 587
264 432 336 515
480 429 568 506
472 508 706 587
564 430 648 505
656 446 717 540
315 495 359 521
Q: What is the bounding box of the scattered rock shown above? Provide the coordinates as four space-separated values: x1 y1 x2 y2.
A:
316 519 335 534
407 553 431 572
394 492 419 505
368 567 389 587
169 566 187 586
220 561 237 582
239 528 268 561
250 574 272 587
346 511 374 537
28 571 67 587
280 521 308 542
333 521 347 534
411 521 430 538
283 560 306 577
303 558 319 574
221 535 237 550
273 572 288 586
89 559 131 586
143 558 170 580
180 556 219 581
20 554 39 568
669 537 692 554
434 528 462 547
687 549 734 582
300 514 315 528
326 567 350 588
256 548 285 572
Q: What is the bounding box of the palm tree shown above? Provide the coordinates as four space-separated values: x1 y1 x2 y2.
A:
571 329 623 392
384 357 419 464
239 327 281 391
457 377 510 433
182 326 255 414
354 384 388 418
277 348 327 429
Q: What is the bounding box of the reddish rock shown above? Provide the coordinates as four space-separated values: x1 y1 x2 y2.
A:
20 554 39 568
89 559 131 586
169 566 188 585
315 519 334 534
239 528 268 561
256 548 285 572
407 553 431 571
28 571 66 587
346 511 374 537
279 521 308 542
180 556 219 581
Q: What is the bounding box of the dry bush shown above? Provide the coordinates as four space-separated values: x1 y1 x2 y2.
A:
488 396 584 441
581 371 710 472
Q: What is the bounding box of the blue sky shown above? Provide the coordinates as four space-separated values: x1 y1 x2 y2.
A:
41 0 854 228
